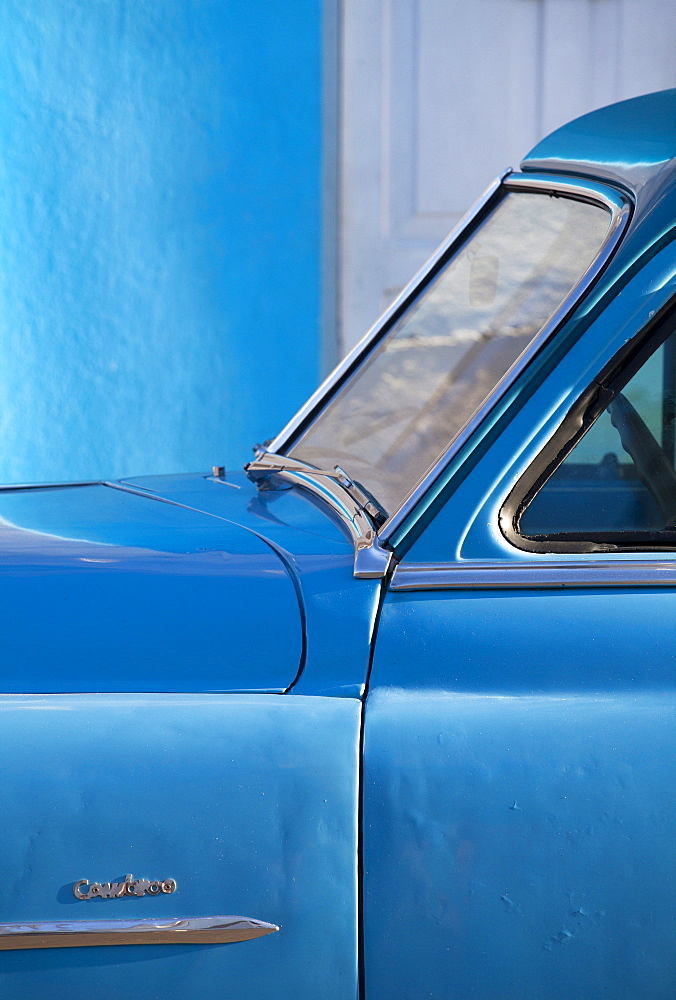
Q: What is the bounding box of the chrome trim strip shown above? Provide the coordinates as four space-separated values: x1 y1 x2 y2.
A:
205 475 241 489
379 176 630 546
353 536 393 579
265 170 511 456
390 560 676 591
0 481 100 492
504 173 626 213
0 915 279 951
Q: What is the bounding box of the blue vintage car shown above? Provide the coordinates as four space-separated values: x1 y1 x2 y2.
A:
1 90 675 999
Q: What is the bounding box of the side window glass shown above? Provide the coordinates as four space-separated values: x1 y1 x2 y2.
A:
519 329 676 542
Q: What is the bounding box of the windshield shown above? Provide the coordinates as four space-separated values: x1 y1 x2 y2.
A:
289 190 611 517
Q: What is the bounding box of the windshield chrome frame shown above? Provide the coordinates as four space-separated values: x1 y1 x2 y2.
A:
267 169 511 456
263 171 631 578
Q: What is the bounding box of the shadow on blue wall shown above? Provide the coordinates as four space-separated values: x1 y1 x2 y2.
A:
0 0 323 482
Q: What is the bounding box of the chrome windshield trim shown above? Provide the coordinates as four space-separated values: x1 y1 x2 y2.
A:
353 536 393 579
391 560 676 592
265 169 511 456
0 915 279 950
379 174 631 546
504 173 627 213
263 171 630 575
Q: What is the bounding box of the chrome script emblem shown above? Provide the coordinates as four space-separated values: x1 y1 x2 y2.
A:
73 874 177 900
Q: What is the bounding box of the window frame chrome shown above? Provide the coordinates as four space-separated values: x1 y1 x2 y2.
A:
264 171 632 578
267 169 510 460
390 559 676 592
499 295 676 554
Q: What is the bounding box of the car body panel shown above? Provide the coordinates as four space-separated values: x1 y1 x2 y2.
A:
404 238 676 564
363 686 675 1000
0 693 360 1000
120 470 355 550
523 88 676 202
119 472 383 697
0 482 303 692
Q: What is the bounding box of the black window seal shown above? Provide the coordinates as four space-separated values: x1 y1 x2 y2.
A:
500 295 676 554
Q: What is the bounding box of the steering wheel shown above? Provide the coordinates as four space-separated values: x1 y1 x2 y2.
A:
609 391 676 526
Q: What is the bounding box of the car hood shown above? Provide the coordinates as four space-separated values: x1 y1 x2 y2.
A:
0 477 313 693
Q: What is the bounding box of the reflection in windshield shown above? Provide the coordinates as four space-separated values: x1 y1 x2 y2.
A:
290 191 611 516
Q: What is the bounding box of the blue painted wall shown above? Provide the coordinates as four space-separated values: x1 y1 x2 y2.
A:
0 0 324 483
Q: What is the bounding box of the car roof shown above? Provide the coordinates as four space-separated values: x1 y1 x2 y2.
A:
522 89 676 224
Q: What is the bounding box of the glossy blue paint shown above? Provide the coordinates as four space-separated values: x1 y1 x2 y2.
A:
363 688 675 1000
0 0 323 484
0 482 303 692
0 693 360 1000
397 94 676 562
362 92 676 1000
523 89 676 200
120 471 354 550
406 240 676 564
119 472 383 697
371 587 676 692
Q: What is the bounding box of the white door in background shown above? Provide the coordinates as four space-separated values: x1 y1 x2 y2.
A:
339 0 676 353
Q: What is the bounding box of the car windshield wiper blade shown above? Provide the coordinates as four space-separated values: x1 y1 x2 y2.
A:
246 454 388 528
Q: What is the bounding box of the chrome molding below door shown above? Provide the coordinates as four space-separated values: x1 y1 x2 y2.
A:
0 915 279 950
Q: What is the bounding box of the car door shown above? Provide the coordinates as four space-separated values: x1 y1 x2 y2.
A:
363 276 676 998
0 693 360 1000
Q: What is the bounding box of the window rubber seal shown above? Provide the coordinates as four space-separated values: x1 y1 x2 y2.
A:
500 295 676 554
